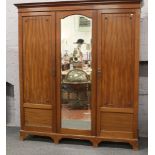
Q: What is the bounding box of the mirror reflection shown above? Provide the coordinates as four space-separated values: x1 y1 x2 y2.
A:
61 15 92 130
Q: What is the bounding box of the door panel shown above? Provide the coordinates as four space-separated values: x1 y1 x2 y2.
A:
100 112 133 132
100 13 134 108
97 11 136 138
22 13 55 131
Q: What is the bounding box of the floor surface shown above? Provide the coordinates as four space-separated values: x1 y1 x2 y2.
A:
6 127 148 155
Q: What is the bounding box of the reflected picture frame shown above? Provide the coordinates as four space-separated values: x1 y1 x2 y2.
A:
74 15 92 32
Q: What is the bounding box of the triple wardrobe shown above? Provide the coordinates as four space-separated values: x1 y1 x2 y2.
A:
15 0 141 149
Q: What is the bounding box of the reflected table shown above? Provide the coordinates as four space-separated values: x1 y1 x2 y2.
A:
61 81 91 109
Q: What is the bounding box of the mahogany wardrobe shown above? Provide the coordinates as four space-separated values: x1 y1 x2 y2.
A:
15 0 141 150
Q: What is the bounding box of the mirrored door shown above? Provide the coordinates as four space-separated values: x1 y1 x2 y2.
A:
56 11 96 134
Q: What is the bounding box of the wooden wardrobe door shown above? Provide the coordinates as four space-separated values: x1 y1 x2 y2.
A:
56 10 97 135
97 10 139 139
20 13 56 132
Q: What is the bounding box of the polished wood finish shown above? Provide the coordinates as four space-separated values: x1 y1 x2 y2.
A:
97 9 140 148
24 108 52 129
133 9 140 139
19 12 56 132
61 128 91 135
100 107 134 113
100 113 133 131
16 4 140 14
98 11 135 109
16 0 141 150
15 0 141 14
15 0 141 8
23 103 52 110
23 15 53 105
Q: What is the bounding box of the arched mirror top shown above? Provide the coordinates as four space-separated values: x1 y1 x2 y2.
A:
61 15 92 52
61 13 92 19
